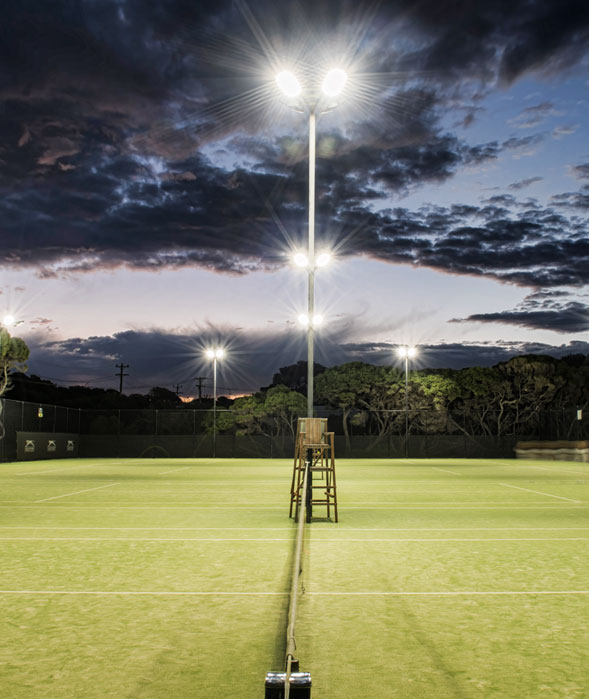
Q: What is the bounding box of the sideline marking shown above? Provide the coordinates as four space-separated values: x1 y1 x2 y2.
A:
308 590 589 596
0 589 588 597
0 590 288 596
0 526 295 530
35 483 120 503
0 536 587 543
499 482 581 503
1 526 586 532
515 464 589 477
431 467 461 475
16 463 108 476
158 467 191 475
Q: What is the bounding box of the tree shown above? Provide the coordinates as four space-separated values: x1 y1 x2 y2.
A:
0 328 30 440
315 362 405 446
218 385 306 437
268 361 327 393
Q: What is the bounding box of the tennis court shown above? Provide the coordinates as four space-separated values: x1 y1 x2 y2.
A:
1 458 588 697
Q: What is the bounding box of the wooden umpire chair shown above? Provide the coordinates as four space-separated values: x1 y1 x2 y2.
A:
290 417 338 522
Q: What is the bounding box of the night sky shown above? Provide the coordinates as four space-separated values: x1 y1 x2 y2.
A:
1 0 588 397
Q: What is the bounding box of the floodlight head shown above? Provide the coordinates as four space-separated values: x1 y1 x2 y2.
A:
397 346 417 359
294 252 309 268
276 71 302 98
206 348 224 360
2 314 15 327
322 68 347 97
298 313 323 328
315 252 331 268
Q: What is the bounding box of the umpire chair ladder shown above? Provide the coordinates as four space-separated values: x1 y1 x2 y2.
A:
290 417 338 522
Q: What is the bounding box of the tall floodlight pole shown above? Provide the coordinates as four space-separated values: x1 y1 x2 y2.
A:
397 346 417 458
307 110 316 417
276 68 346 417
206 348 224 457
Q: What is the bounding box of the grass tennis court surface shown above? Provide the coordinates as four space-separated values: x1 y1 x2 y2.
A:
1 458 588 698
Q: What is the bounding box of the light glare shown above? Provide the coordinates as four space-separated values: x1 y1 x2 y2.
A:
2 314 15 327
322 68 347 97
206 348 225 360
316 252 331 268
276 71 301 98
294 252 309 268
397 346 417 359
298 314 323 328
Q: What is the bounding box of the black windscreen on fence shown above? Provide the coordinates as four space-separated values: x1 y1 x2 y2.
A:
1 398 587 461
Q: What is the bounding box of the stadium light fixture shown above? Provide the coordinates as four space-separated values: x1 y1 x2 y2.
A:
397 345 417 457
322 68 347 97
277 67 346 416
205 348 225 457
276 70 302 98
298 313 323 328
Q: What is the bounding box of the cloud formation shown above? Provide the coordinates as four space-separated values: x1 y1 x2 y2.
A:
1 0 588 343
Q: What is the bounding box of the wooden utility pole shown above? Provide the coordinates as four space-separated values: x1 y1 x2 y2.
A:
194 377 207 402
115 363 129 394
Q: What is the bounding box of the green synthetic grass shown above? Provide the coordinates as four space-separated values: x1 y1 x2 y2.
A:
0 458 588 698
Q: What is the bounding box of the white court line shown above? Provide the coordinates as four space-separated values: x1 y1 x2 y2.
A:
35 483 120 503
0 526 295 530
499 482 582 503
431 467 461 475
15 463 107 476
307 590 589 597
158 467 191 475
15 460 130 476
1 526 588 532
514 464 589 477
1 537 587 543
0 589 587 597
0 590 288 596
0 504 285 509
0 537 292 542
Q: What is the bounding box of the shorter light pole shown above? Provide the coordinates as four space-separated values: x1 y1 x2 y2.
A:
397 346 417 458
205 348 224 458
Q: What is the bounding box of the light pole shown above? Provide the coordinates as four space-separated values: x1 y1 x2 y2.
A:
205 348 224 457
276 68 346 417
397 346 417 458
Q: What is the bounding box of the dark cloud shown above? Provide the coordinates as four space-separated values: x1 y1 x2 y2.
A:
571 163 589 180
508 176 543 190
24 321 589 394
0 1 588 313
450 301 589 333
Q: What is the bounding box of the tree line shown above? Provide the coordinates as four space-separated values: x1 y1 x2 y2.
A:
222 355 589 440
2 324 588 440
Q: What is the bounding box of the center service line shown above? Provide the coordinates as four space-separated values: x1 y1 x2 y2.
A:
499 482 581 503
35 483 120 503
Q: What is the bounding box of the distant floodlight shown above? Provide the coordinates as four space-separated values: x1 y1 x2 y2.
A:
298 314 323 328
206 348 224 360
2 314 16 327
316 252 331 268
322 68 347 97
397 345 417 359
294 252 309 268
276 71 302 98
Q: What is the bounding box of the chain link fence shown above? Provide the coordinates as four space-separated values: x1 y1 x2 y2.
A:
1 398 587 461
